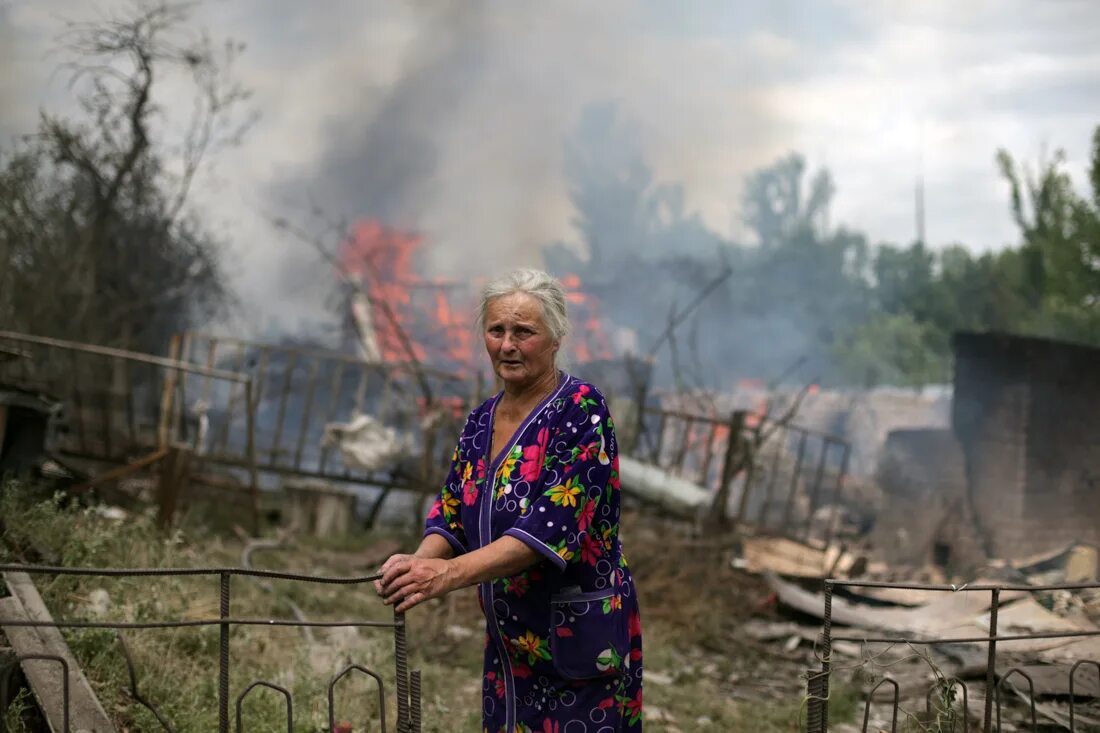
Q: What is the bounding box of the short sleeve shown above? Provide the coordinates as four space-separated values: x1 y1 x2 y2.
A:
504 386 619 571
423 428 471 556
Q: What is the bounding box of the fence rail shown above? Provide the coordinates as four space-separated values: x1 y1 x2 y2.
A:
634 402 850 544
806 578 1100 733
0 563 422 733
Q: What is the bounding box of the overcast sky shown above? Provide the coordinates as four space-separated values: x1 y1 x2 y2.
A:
3 0 1099 335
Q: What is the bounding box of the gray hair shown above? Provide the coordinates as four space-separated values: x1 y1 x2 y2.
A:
477 268 571 344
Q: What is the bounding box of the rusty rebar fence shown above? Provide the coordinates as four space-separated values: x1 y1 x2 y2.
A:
635 404 850 544
0 564 422 733
805 578 1100 732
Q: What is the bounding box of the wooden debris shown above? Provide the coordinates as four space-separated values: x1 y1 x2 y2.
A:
0 571 116 732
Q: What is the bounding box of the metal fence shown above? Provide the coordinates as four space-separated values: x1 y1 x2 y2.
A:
176 333 477 492
0 564 422 733
634 404 850 544
806 578 1100 732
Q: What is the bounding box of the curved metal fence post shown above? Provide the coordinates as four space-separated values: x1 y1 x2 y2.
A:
1069 660 1100 732
861 677 899 733
328 664 387 733
235 680 292 733
925 677 968 732
3 655 70 733
996 667 1036 732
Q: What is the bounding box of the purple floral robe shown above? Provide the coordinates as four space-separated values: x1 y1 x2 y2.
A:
425 373 643 733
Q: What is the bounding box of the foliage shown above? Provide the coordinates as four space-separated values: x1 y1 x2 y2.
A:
0 1 251 353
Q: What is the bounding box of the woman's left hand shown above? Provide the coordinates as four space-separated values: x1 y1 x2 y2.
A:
375 554 457 613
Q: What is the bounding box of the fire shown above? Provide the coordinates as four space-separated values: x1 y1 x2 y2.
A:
337 226 618 374
561 273 613 363
339 218 478 372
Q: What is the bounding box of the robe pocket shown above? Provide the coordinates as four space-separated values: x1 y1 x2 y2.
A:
549 588 629 680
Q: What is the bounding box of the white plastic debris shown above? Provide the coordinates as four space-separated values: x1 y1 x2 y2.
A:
321 413 411 473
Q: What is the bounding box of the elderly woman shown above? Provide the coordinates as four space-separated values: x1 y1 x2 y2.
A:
376 268 643 732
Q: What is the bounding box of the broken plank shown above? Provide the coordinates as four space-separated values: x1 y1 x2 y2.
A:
1 572 116 732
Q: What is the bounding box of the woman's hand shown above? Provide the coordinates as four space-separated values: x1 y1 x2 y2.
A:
374 554 458 613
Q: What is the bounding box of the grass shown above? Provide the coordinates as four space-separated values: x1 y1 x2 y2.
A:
0 480 858 731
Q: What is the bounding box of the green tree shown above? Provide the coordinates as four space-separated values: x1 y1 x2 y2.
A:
996 128 1100 341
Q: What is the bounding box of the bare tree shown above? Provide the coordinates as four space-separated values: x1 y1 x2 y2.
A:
0 0 253 352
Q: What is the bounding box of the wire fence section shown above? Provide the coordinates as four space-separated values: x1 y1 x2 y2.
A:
0 563 423 733
806 578 1100 733
635 404 850 544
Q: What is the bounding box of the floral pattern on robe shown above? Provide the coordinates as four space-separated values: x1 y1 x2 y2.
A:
425 374 643 732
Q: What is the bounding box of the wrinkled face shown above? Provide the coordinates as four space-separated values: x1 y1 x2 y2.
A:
483 292 559 389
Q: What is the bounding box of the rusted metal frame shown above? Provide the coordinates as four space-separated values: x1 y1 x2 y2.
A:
831 629 1100 645
671 416 694 475
68 348 89 455
0 332 247 381
235 680 291 733
184 332 462 382
761 424 787 529
1070 660 1100 731
859 677 898 733
995 667 1036 731
199 337 219 414
410 669 422 733
328 663 388 733
292 358 321 470
71 447 170 494
353 363 371 416
317 361 347 474
821 581 833 733
821 443 851 550
697 421 720 488
715 411 746 525
268 353 299 467
216 343 247 454
827 578 1100 593
339 363 373 480
243 379 260 536
0 565 421 732
0 653 70 733
122 357 137 449
650 411 667 465
117 632 176 732
98 357 114 460
251 346 271 432
395 610 411 731
749 424 774 528
924 678 968 733
219 571 231 733
158 334 182 447
364 487 395 530
172 331 194 444
780 430 808 530
805 666 826 733
983 588 1000 733
737 437 762 526
800 437 833 544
